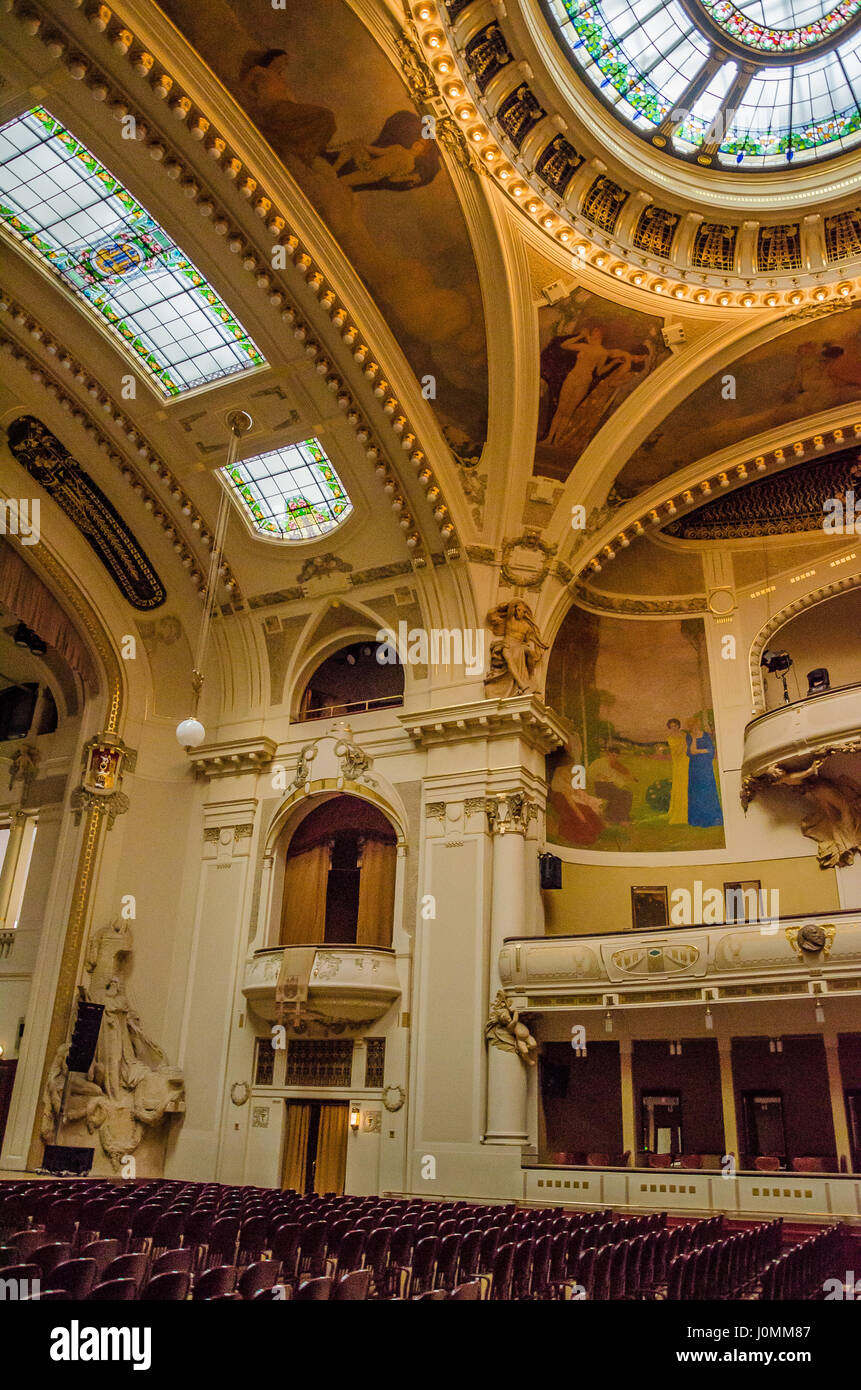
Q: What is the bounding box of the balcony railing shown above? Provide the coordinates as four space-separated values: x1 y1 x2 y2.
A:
298 695 404 722
500 909 861 1007
743 681 861 781
243 944 401 1024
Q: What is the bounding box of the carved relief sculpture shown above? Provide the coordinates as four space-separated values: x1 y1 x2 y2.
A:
742 758 861 868
485 990 537 1066
484 601 548 698
41 920 185 1175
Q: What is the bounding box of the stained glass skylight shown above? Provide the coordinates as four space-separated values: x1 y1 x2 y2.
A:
222 438 353 542
546 0 861 167
0 107 265 395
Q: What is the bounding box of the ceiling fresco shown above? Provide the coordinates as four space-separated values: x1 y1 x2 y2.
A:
534 285 670 482
158 0 488 462
614 303 861 503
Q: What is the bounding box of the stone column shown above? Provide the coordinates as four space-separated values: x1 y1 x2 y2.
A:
824 1033 853 1172
0 812 29 930
484 792 534 1145
718 1038 739 1160
619 1038 636 1162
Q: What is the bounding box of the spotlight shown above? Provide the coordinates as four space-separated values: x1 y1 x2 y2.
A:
761 649 793 704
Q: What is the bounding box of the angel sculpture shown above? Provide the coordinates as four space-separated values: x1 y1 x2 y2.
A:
484 600 547 698
485 990 537 1066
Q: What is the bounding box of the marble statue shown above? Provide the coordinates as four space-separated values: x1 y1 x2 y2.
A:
41 920 185 1174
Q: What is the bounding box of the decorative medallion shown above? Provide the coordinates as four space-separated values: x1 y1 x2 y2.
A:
785 922 837 959
230 1081 251 1106
382 1084 406 1112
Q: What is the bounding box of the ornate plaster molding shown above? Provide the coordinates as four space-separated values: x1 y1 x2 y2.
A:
400 693 567 752
187 735 278 779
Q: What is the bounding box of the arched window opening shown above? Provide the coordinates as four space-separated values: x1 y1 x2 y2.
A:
279 796 397 949
297 641 404 721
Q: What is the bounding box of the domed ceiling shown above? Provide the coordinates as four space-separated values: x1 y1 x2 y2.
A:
546 0 861 168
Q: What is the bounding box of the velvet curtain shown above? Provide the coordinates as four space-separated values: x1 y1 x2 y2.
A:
356 837 396 948
282 1102 311 1192
314 1103 349 1195
280 842 330 945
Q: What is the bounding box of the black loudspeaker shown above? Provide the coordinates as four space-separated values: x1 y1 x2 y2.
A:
41 1144 94 1176
539 852 562 890
66 1000 104 1073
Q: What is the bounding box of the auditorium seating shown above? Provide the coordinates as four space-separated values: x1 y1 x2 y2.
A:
0 1178 844 1300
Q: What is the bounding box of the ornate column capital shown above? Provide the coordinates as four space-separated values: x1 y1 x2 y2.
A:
486 791 538 836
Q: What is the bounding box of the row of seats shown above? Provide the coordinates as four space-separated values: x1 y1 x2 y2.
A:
665 1224 783 1301
0 1178 838 1300
759 1227 844 1300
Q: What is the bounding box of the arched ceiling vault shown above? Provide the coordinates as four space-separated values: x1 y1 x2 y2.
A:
0 0 517 634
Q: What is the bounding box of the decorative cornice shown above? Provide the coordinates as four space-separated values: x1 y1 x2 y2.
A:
400 694 567 751
573 415 861 583
187 735 278 779
1 0 473 560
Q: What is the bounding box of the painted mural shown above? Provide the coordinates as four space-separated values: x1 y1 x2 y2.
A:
615 303 861 502
534 287 668 481
159 0 487 456
545 607 725 853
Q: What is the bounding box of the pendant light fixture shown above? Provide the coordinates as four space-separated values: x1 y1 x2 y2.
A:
176 409 253 748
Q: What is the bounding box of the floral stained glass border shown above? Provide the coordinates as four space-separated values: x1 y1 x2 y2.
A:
222 438 353 542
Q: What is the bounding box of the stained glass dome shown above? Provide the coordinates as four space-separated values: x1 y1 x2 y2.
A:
545 0 861 167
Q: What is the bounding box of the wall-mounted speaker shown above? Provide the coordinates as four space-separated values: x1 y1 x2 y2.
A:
66 1000 104 1073
41 1144 94 1176
539 852 562 890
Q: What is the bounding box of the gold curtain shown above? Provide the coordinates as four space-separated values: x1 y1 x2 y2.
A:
356 837 397 948
314 1103 349 1195
280 842 330 945
282 1102 311 1192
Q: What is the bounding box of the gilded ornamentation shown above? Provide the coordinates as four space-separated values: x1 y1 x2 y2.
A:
395 32 438 103
486 791 539 836
71 733 136 830
6 416 166 610
484 990 537 1066
785 922 837 959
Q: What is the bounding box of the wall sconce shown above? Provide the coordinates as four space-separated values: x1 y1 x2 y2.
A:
349 1103 361 1132
604 1010 613 1034
768 1037 783 1053
815 1002 825 1024
669 1041 682 1056
704 1008 713 1031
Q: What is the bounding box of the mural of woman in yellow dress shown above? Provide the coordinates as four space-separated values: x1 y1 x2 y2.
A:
665 718 690 826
